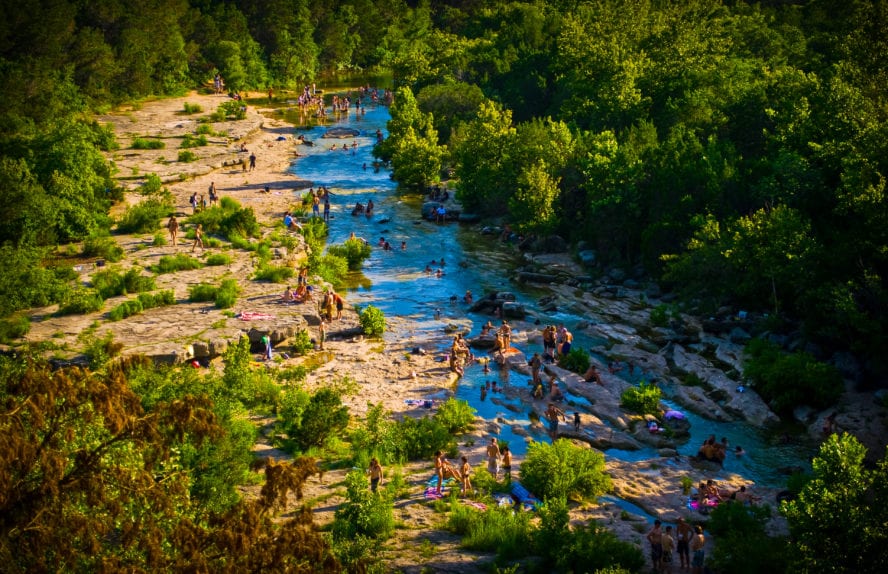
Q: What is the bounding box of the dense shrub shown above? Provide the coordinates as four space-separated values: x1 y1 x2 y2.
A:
445 499 533 561
57 287 104 315
743 338 843 415
520 439 612 501
188 198 260 239
153 254 204 273
290 329 313 355
0 314 30 343
117 197 173 233
211 100 247 121
557 522 646 573
131 138 165 150
180 134 208 148
82 234 125 262
358 305 386 337
107 290 175 321
220 336 281 409
434 397 476 434
177 150 198 162
313 254 349 287
278 387 349 452
205 253 232 266
0 246 74 315
391 415 456 461
188 282 217 302
253 263 294 283
559 347 590 374
183 102 202 114
332 470 395 541
215 278 239 308
620 380 662 415
327 238 372 270
92 267 156 299
139 173 164 196
707 501 789 574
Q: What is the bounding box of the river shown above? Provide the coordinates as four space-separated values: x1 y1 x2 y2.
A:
274 86 814 489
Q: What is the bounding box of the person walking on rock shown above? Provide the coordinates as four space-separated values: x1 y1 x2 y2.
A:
249 152 256 171
167 215 179 248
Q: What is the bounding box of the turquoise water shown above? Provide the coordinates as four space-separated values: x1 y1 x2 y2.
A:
280 91 814 488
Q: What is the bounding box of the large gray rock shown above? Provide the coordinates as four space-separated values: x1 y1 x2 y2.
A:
577 250 597 266
501 301 526 319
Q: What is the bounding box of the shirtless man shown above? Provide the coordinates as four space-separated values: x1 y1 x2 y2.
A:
485 438 500 479
647 520 664 572
545 403 565 435
676 517 693 569
690 526 706 574
167 215 179 247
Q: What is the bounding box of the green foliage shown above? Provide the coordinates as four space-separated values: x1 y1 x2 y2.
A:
117 196 174 234
278 387 349 452
57 287 103 315
782 433 888 573
559 347 590 374
519 439 612 501
214 279 239 309
177 150 198 162
358 305 386 337
153 254 203 274
108 290 175 321
253 263 294 283
743 338 843 415
0 246 74 316
182 102 202 114
91 267 155 299
204 253 232 266
556 522 646 574
313 254 349 287
180 133 208 148
81 331 123 370
707 501 789 574
327 238 372 271
0 314 30 343
131 137 165 149
332 470 395 543
139 174 164 196
649 304 669 328
221 336 280 409
211 100 247 121
188 198 260 240
447 501 533 561
290 329 313 355
82 233 125 262
620 380 662 416
433 398 476 434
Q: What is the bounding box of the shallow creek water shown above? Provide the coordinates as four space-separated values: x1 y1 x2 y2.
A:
275 87 813 490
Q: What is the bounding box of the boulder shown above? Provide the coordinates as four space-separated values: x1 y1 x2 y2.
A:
323 127 360 138
501 301 526 319
531 234 568 253
192 341 211 358
517 271 558 284
577 250 597 266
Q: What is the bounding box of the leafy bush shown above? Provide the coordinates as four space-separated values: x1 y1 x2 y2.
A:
183 102 203 114
559 347 590 374
0 314 30 343
220 336 280 409
117 197 173 233
181 134 208 148
82 234 125 262
58 287 104 315
359 305 386 337
215 278 239 308
327 238 372 270
196 123 214 135
434 398 476 434
152 232 166 246
650 304 669 327
131 137 165 150
278 387 350 452
188 283 218 302
620 380 662 415
0 246 74 315
82 332 123 370
139 173 164 196
253 263 294 283
290 329 313 355
332 470 395 541
446 500 533 561
557 522 646 574
188 199 260 239
108 290 175 321
178 150 198 162
153 254 204 273
520 439 612 501
743 338 843 415
707 501 789 574
212 100 246 121
92 267 156 299
205 253 232 266
391 416 456 461
313 254 349 287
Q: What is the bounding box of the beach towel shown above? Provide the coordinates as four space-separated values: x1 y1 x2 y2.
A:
461 500 488 511
425 476 458 488
238 312 276 321
665 410 685 420
424 487 447 500
687 497 720 513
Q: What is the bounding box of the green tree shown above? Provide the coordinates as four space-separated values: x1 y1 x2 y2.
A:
782 433 888 573
519 439 612 501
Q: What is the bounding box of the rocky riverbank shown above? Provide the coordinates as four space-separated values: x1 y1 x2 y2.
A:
19 91 884 571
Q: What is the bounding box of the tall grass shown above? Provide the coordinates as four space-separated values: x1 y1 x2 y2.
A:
445 500 533 561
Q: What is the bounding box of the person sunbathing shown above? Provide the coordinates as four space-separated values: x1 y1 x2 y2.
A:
281 286 296 302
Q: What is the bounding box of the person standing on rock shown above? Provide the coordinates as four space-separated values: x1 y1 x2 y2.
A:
318 319 326 351
261 334 272 361
690 525 706 574
249 152 256 171
545 403 565 436
167 215 179 248
676 517 692 570
486 438 500 479
647 519 664 572
501 446 512 482
191 224 204 252
530 352 542 385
